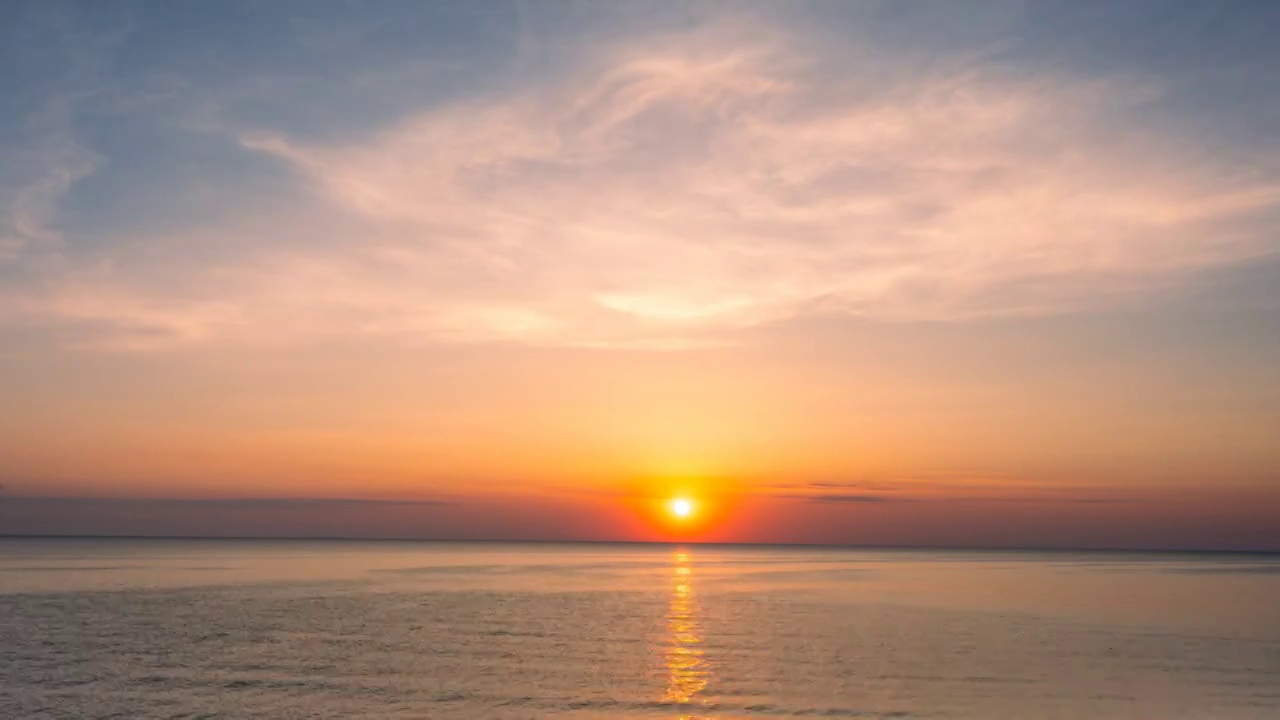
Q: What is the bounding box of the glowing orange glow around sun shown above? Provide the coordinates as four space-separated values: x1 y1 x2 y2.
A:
670 497 695 519
635 485 733 540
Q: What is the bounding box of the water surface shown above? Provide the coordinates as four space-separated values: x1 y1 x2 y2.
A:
2 539 1277 718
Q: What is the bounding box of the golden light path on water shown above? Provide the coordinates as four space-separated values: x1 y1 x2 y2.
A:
664 550 710 718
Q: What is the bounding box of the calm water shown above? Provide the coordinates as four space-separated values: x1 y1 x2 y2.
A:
1 540 1278 719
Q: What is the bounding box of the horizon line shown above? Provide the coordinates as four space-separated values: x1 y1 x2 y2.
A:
2 534 1276 556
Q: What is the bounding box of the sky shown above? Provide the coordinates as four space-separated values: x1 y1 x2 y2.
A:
1 0 1278 549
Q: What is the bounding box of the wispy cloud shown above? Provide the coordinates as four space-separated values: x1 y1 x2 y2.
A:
0 12 103 266
796 494 897 504
4 11 1278 350
0 132 98 264
792 493 1130 505
0 496 452 510
772 476 1140 505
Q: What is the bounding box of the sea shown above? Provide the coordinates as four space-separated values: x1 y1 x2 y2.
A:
1 539 1277 719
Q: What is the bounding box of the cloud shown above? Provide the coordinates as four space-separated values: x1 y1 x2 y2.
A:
774 477 1134 505
0 135 98 264
797 494 897 504
1161 565 1280 575
791 492 1128 505
0 496 451 510
0 3 113 266
5 13 1278 349
0 495 460 540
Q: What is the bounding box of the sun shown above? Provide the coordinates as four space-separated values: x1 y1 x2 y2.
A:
670 497 694 519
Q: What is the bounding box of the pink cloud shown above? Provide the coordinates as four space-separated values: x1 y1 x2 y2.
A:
8 21 1278 349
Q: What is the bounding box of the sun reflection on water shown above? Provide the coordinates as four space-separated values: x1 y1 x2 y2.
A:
664 550 711 718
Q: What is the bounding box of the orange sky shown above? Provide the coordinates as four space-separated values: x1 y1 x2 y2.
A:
3 317 1279 548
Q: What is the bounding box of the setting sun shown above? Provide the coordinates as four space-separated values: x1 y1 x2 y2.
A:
670 498 694 519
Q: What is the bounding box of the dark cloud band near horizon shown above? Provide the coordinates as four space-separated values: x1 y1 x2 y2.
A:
2 484 1278 551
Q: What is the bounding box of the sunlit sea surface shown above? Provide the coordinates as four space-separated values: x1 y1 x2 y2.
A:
2 539 1278 719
